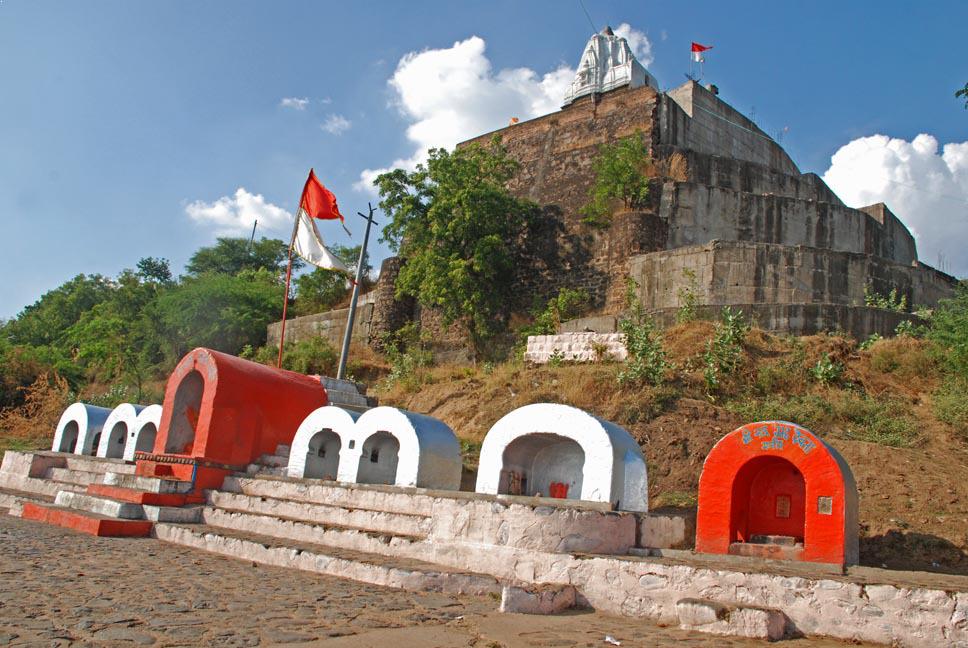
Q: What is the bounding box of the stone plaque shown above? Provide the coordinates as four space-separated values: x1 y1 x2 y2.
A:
775 494 791 519
817 496 833 515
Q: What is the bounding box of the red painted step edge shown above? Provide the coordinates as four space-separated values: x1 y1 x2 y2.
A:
20 502 153 537
85 484 190 506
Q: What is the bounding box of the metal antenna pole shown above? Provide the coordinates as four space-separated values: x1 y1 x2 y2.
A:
336 203 377 380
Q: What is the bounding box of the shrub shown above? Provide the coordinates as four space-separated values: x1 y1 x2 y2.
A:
618 279 670 386
580 132 651 227
703 307 750 393
381 323 433 389
865 285 908 312
935 379 968 437
675 268 700 324
928 286 968 379
810 353 844 386
859 333 882 351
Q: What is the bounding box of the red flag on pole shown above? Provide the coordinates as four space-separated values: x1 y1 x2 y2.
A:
300 169 345 222
691 42 713 62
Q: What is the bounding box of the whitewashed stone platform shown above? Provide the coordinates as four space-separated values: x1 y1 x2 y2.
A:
525 333 628 364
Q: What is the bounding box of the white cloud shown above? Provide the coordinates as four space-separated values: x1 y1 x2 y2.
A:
279 97 309 110
614 23 654 67
185 188 291 236
354 36 576 193
322 114 352 135
822 134 968 276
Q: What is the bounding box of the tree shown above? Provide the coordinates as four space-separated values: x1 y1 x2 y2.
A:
293 245 371 316
185 237 297 277
957 83 968 109
4 274 114 348
136 257 173 285
376 138 537 351
154 268 282 360
580 132 652 226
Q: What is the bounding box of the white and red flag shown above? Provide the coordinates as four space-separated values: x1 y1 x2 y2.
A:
292 169 350 273
691 42 713 62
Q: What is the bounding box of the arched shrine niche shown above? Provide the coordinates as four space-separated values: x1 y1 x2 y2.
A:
124 404 162 461
287 406 359 480
96 404 145 459
695 420 859 566
356 431 401 485
500 433 585 498
344 407 462 490
475 403 648 512
165 370 204 454
51 403 112 455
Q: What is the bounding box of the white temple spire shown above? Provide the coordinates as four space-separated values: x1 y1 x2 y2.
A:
562 26 658 106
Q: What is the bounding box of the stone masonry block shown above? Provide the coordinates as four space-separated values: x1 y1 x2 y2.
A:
500 584 578 615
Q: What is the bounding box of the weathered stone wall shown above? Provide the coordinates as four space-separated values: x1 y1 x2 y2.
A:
659 81 800 176
266 299 373 348
660 183 918 266
654 144 843 205
628 241 954 312
462 84 664 309
367 256 415 349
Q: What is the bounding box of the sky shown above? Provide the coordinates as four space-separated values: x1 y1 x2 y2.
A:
1 0 966 319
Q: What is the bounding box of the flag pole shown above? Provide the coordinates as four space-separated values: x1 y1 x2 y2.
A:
336 203 377 380
277 208 302 368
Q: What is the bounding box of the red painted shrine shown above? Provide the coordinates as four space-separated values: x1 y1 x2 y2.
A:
695 421 859 566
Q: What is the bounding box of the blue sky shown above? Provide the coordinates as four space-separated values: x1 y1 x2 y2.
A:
2 0 966 318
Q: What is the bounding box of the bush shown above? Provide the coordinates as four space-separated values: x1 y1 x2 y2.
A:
810 353 844 386
865 284 908 312
244 337 339 376
381 323 433 389
935 379 968 437
618 279 670 386
928 285 968 379
675 268 700 324
580 132 651 227
703 307 750 393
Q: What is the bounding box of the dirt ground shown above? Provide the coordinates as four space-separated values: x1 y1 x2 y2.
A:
0 514 874 647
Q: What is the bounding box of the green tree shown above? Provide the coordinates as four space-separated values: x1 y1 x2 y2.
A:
136 257 174 285
4 274 114 348
154 269 282 360
957 83 968 109
185 237 297 277
67 269 167 399
376 138 537 352
293 245 371 316
580 132 651 226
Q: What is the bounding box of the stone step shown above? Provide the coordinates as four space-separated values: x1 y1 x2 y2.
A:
54 490 146 519
243 464 287 477
221 475 440 518
86 483 196 507
0 486 54 517
102 472 194 494
153 523 499 596
254 454 289 468
206 489 431 537
44 467 104 487
54 490 203 524
0 472 86 499
63 455 137 475
199 507 426 558
20 502 153 537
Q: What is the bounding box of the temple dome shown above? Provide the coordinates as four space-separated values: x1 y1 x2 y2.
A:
562 26 658 106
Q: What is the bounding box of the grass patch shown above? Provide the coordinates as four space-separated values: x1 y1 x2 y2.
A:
935 379 968 437
725 394 833 430
652 490 697 508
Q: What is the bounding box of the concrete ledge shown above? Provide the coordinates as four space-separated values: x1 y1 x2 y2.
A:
500 584 578 615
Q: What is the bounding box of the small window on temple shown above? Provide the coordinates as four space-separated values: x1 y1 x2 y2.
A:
348 440 355 449
817 496 833 515
370 448 380 463
775 494 791 518
316 447 325 458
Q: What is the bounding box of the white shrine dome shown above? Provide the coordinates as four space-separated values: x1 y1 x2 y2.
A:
562 26 659 106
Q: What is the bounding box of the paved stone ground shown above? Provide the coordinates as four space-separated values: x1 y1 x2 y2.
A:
0 514 873 647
